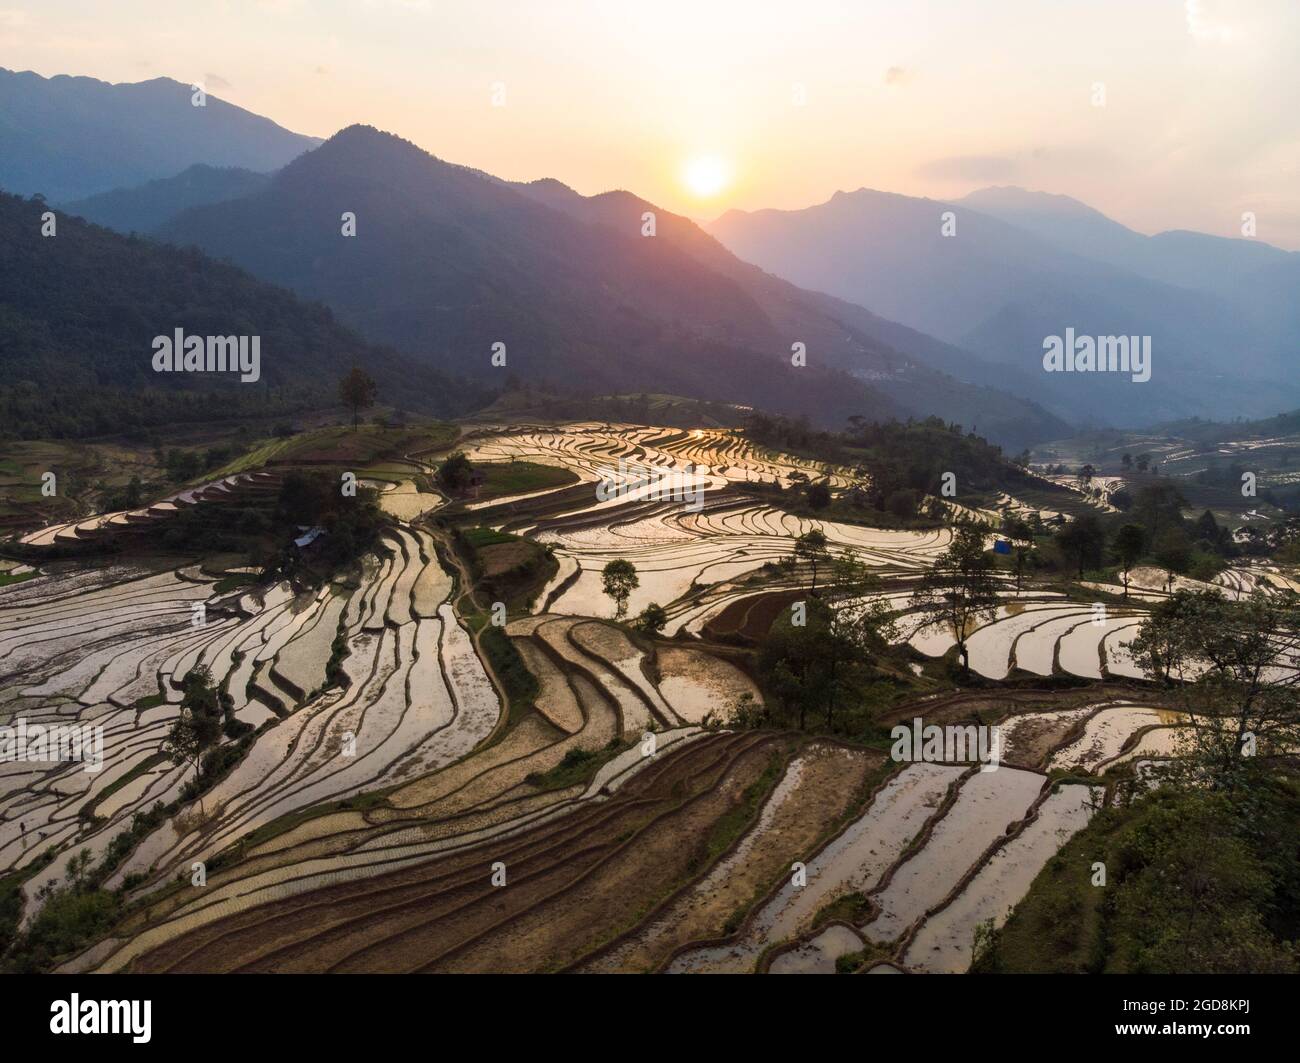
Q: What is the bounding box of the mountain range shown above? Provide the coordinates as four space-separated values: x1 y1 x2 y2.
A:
0 68 317 202
5 68 1296 448
140 124 1063 446
0 191 478 439
62 164 271 235
710 188 1300 426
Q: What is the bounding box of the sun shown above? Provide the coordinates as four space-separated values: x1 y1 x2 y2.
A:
680 154 732 199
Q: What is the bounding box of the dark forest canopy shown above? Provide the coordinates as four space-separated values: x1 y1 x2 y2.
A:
0 192 489 440
744 411 1041 496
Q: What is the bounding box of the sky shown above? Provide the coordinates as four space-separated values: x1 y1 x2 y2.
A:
4 0 1299 247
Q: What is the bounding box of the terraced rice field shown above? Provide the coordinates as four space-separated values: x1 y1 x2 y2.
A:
61 696 1160 976
18 471 283 549
1 421 1253 974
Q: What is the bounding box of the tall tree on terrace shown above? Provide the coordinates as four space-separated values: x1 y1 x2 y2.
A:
601 558 638 620
1112 523 1146 599
1057 513 1106 579
1002 516 1035 593
339 366 378 431
912 521 1001 676
161 666 225 814
793 528 830 594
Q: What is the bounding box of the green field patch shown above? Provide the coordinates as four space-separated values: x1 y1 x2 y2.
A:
472 461 579 501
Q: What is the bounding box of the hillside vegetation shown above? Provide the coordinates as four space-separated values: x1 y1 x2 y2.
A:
0 192 487 439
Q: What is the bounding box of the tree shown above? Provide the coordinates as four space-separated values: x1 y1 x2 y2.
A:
1112 523 1145 598
635 602 668 634
1153 527 1193 589
162 666 225 813
758 595 895 730
1077 464 1095 486
1104 791 1298 973
1002 517 1035 593
338 366 378 431
820 594 896 728
1056 513 1106 579
913 522 1001 675
436 452 475 492
1127 590 1300 783
793 529 830 593
823 548 877 603
601 559 638 620
1129 482 1186 545
806 480 832 510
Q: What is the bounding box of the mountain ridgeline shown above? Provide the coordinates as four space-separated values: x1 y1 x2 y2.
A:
0 68 319 203
11 65 1291 447
62 165 271 235
153 125 1066 447
0 192 482 439
709 187 1300 428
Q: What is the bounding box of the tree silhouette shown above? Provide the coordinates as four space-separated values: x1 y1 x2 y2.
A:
914 522 1000 675
162 666 224 813
339 366 378 430
1112 523 1146 598
601 559 638 620
794 529 830 593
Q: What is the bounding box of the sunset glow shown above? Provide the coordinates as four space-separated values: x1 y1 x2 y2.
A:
4 0 1298 245
681 155 732 199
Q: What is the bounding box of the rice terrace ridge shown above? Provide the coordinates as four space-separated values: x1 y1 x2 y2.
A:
0 0 1297 1046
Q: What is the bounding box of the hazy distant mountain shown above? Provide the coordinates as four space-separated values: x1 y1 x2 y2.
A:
709 188 1300 426
511 178 1068 446
0 191 474 439
959 186 1294 299
62 164 271 234
0 68 318 202
158 126 1066 446
961 186 1300 383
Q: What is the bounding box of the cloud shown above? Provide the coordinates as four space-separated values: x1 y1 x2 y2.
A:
204 72 232 92
913 154 1020 182
883 65 911 87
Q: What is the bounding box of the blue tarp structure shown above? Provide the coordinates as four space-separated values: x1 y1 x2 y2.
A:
993 539 1012 555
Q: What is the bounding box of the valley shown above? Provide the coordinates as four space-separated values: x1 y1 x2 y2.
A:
4 9 1299 999
4 416 1294 975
